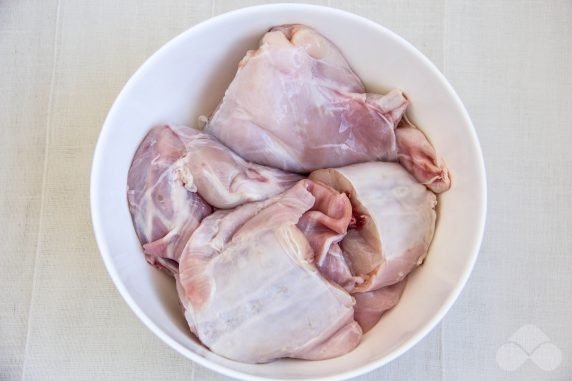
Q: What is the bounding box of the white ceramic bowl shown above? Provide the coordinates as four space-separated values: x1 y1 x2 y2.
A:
91 4 486 380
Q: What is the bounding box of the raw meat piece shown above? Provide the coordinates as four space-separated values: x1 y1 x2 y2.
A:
127 122 302 271
296 180 352 265
205 24 450 193
318 243 364 291
127 125 212 274
353 281 406 333
205 24 408 173
396 117 451 193
178 181 362 363
310 162 437 291
169 124 303 208
296 181 365 290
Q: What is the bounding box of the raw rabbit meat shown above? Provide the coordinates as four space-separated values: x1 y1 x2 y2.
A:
178 180 362 363
295 182 366 290
310 162 437 292
205 24 407 173
396 117 451 193
296 180 352 268
127 125 212 274
353 281 407 333
317 243 363 291
205 24 450 193
168 124 302 208
126 23 453 363
127 123 302 271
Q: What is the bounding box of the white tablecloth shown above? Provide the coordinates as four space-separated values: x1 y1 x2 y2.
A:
1 1 571 380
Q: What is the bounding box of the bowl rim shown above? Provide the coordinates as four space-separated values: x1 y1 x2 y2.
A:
90 3 487 380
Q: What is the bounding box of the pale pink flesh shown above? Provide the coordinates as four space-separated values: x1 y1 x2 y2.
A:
178 181 362 363
127 23 452 361
396 117 451 193
310 162 437 292
127 123 303 272
296 181 352 265
295 181 366 290
353 281 407 333
318 243 364 291
127 125 212 274
205 24 408 173
206 24 450 191
169 125 303 208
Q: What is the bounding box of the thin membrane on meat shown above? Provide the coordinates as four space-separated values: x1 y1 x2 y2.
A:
127 123 302 272
205 24 407 173
396 117 451 193
205 24 450 193
310 162 437 292
353 281 407 333
178 181 362 363
169 124 303 208
127 23 452 363
127 125 212 274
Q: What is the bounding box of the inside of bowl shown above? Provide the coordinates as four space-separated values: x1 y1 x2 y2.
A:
92 5 485 380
